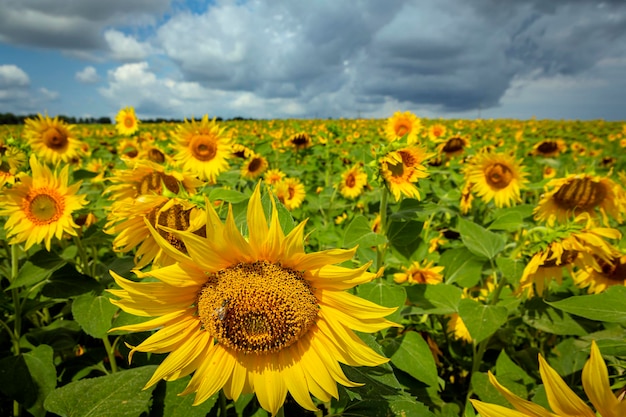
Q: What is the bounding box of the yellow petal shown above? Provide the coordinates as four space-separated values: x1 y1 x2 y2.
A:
487 371 558 417
318 289 398 320
247 182 269 255
538 355 595 417
279 353 319 412
471 399 532 417
582 340 622 417
288 248 356 271
251 358 287 416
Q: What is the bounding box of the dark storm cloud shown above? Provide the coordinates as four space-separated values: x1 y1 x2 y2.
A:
0 0 170 50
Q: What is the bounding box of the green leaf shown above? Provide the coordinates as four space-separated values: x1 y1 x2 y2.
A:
356 281 406 324
488 210 524 232
494 350 534 400
439 247 485 287
0 354 37 406
44 365 158 417
163 377 218 417
71 293 119 339
458 299 508 343
208 187 249 204
547 286 626 324
495 257 525 284
24 345 58 417
404 284 463 315
383 331 438 387
8 250 66 289
471 372 509 407
344 215 387 248
458 218 506 260
386 219 423 259
523 298 588 336
42 264 102 298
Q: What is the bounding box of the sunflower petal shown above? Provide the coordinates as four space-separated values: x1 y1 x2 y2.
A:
538 355 595 417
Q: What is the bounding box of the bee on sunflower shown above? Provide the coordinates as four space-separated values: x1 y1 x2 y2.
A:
108 183 399 415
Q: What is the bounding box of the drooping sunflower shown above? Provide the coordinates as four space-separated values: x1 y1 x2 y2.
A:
573 251 626 294
338 164 368 199
0 155 87 250
530 138 567 157
241 153 268 179
115 106 140 136
393 260 444 285
385 111 422 144
105 195 206 269
172 115 232 183
436 136 470 159
23 114 83 164
533 173 626 226
273 177 306 211
380 146 431 201
108 183 398 415
463 151 528 208
285 132 313 150
471 340 626 417
518 215 621 296
231 143 254 159
105 160 203 202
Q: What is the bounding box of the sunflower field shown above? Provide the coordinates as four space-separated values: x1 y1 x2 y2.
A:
0 109 625 417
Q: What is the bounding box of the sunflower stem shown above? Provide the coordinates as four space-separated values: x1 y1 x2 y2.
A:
102 336 118 373
375 186 389 272
73 235 91 276
10 244 21 355
218 390 227 417
275 406 285 417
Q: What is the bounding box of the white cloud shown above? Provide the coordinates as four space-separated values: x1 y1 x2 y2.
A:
104 29 154 61
75 66 100 83
0 64 30 87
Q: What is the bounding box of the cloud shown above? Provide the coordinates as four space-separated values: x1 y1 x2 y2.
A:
104 29 155 61
0 64 58 113
148 0 626 118
0 64 30 87
0 0 170 50
75 66 100 83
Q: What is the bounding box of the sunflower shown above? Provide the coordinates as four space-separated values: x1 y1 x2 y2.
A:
115 107 140 136
0 155 87 250
105 195 206 269
232 143 254 159
427 123 447 142
285 132 313 150
530 138 567 157
460 182 474 215
533 174 626 226
0 142 27 188
105 160 203 202
23 114 83 164
471 340 626 417
393 260 444 285
264 168 286 185
463 152 528 208
241 153 268 179
380 146 431 201
518 215 621 296
385 111 422 144
573 251 626 294
172 115 232 183
108 183 398 415
436 136 470 159
338 165 368 199
446 313 472 343
273 177 306 211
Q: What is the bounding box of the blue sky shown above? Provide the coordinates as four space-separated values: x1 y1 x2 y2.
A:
1 0 625 121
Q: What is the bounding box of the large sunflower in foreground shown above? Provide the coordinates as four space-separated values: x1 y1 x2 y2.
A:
23 114 83 164
109 183 398 415
172 115 232 183
115 106 140 136
380 146 431 201
385 111 422 144
471 340 626 417
464 151 528 208
0 155 87 250
533 173 626 226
